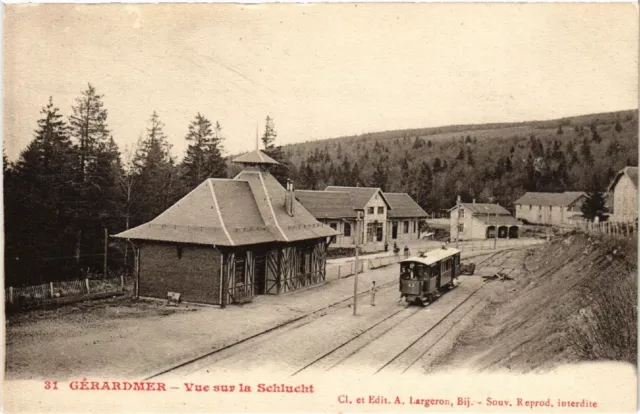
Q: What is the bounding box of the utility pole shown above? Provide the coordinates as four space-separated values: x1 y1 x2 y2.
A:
353 211 362 316
455 195 461 249
494 209 498 250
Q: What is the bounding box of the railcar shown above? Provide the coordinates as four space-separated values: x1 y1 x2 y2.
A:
399 246 462 305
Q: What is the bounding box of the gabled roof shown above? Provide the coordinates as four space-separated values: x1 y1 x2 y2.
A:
607 166 638 192
324 186 391 210
450 203 511 216
474 215 521 226
384 193 428 218
294 190 357 219
514 192 586 207
232 150 280 165
114 169 338 246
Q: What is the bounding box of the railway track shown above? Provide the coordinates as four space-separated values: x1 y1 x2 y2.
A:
291 249 515 376
147 248 520 380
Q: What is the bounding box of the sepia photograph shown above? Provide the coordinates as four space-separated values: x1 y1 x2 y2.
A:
2 3 638 413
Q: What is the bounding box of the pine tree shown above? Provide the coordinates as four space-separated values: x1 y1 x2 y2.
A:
351 162 361 187
413 162 433 208
400 157 411 191
467 147 475 166
260 115 289 185
580 137 594 165
69 83 110 182
182 113 226 189
581 191 606 221
9 98 77 283
261 115 277 149
371 159 389 191
132 112 181 223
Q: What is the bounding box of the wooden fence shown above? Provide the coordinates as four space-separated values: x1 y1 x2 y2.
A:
6 275 130 307
573 220 637 239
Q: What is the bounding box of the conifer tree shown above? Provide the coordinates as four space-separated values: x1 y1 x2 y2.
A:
9 98 77 283
133 112 181 223
69 83 110 182
260 115 289 185
182 113 226 189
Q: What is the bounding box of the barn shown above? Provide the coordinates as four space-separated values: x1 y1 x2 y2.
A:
114 150 338 307
607 166 638 223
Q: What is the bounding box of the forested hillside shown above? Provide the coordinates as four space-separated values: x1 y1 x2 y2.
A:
281 110 638 212
2 82 637 287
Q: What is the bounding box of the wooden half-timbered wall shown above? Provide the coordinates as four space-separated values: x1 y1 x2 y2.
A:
221 250 255 307
220 238 329 305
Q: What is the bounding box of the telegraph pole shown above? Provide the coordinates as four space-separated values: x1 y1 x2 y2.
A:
353 211 362 316
494 209 498 250
455 195 461 249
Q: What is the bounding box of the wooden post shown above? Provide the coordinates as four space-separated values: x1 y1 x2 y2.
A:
135 245 140 299
221 255 228 308
50 282 54 299
494 211 498 250
455 195 461 249
103 228 108 278
353 211 362 316
85 278 90 293
9 287 13 304
120 274 124 290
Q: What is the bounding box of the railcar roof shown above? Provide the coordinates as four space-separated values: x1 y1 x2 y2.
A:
400 247 461 266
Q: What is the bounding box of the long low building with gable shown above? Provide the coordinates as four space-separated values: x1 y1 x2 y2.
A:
449 202 521 240
114 150 338 307
514 191 586 225
294 186 428 247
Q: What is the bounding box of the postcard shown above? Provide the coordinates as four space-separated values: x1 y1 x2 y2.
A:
2 3 638 413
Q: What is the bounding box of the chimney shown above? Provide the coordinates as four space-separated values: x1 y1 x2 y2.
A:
285 179 295 216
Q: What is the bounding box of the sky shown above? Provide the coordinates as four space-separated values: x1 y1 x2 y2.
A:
3 3 638 162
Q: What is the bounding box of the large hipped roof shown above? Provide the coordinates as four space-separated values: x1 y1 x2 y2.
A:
114 151 338 246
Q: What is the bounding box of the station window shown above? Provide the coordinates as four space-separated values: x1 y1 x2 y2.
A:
403 221 409 233
458 224 464 233
368 207 374 214
329 222 337 230
344 222 351 237
378 207 384 214
459 209 464 218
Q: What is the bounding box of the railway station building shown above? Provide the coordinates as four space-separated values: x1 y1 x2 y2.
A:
294 186 427 248
449 202 521 240
114 150 338 307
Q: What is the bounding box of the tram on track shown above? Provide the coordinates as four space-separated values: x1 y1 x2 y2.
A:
399 246 462 306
